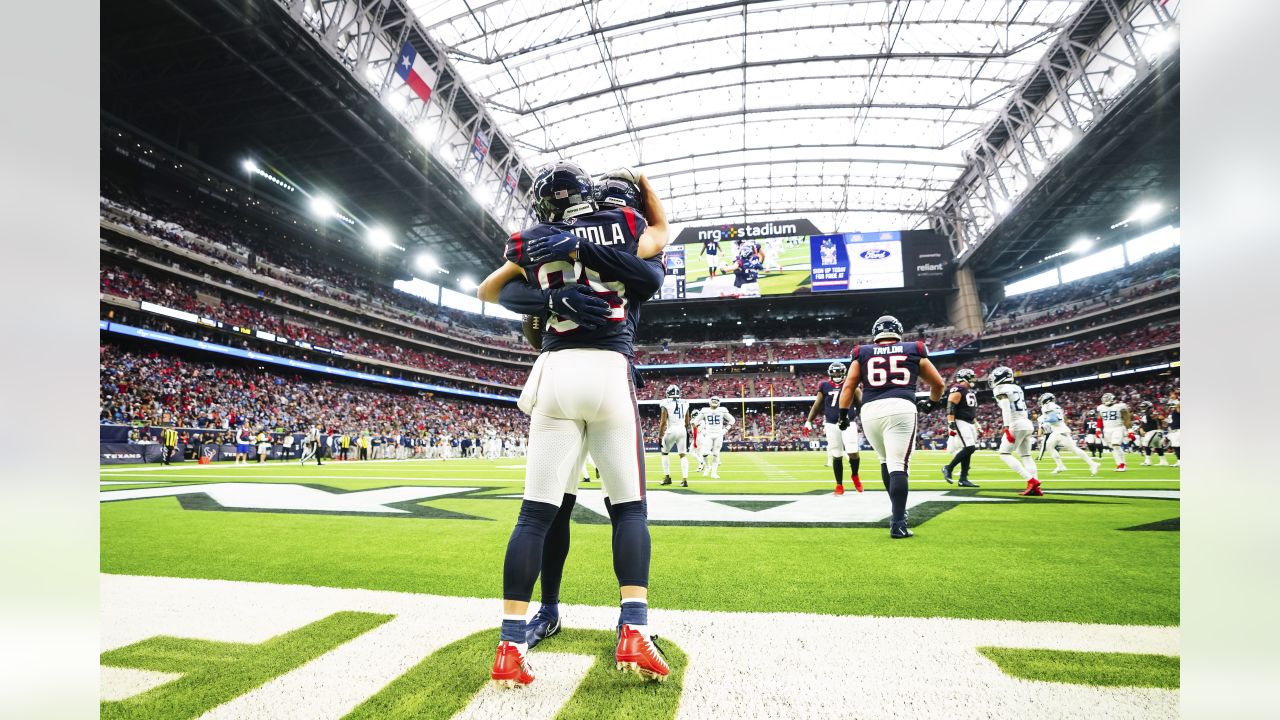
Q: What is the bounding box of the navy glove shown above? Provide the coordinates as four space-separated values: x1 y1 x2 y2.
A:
526 231 581 264
547 285 610 330
837 408 850 431
917 398 943 413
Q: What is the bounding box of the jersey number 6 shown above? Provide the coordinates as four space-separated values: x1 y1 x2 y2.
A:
866 355 910 387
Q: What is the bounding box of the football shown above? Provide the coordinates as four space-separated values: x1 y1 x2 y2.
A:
522 313 543 350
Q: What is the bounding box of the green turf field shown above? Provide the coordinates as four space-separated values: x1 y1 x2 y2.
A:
100 450 1180 718
680 238 811 297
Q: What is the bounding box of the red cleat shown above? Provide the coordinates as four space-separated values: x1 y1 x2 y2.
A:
1116 463 1127 472
834 485 845 496
491 641 534 687
1018 478 1043 496
852 476 864 493
615 625 670 681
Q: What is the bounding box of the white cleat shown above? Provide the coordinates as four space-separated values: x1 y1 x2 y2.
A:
1051 467 1066 474
710 470 720 479
1088 462 1100 476
1172 461 1180 467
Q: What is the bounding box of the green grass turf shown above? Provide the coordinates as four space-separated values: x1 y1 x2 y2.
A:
977 647 1179 689
101 451 1178 626
101 611 392 719
344 628 686 720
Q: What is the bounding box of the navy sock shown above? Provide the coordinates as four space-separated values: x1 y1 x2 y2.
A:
501 618 526 644
833 457 844 485
610 499 650 588
888 471 909 521
538 493 576 610
849 455 860 478
880 463 891 491
502 500 561 603
619 600 648 628
957 446 976 479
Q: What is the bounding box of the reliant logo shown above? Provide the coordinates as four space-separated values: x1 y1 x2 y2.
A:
917 262 946 272
860 249 891 260
697 221 798 241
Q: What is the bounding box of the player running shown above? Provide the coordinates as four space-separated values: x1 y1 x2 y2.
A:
989 366 1042 496
699 397 735 478
1096 392 1134 471
657 384 692 486
477 161 671 686
837 315 946 538
940 368 981 487
1136 401 1170 466
805 361 863 494
1036 393 1101 476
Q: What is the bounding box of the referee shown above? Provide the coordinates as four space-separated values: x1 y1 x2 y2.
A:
161 425 179 466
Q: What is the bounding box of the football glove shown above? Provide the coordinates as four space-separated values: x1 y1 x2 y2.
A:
547 285 610 330
802 422 812 438
526 231 581 264
837 409 850 431
1128 432 1137 442
603 167 641 185
916 398 943 413
1004 427 1015 443
948 420 958 433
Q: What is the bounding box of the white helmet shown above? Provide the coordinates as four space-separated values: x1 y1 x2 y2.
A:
1101 392 1116 405
709 397 721 408
665 384 680 399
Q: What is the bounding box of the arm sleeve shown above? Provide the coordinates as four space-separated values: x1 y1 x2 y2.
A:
575 242 665 298
503 231 525 264
997 397 1012 423
496 278 549 316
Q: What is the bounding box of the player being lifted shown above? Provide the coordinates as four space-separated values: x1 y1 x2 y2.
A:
476 162 671 686
700 397 735 478
1096 392 1133 471
989 366 1042 496
805 361 863 494
1036 393 1101 476
940 368 981 487
1136 400 1170 466
837 315 946 538
657 384 692 486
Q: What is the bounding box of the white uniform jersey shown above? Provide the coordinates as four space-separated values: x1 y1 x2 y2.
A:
659 398 691 433
1039 401 1070 435
1097 402 1128 430
701 407 734 434
993 383 1029 425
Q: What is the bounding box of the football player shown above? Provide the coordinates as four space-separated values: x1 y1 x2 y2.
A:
700 397 735 478
940 368 981 487
1166 392 1180 466
1083 409 1103 458
732 244 763 298
1037 393 1101 476
1136 401 1170 466
804 361 863 494
837 315 946 538
689 407 707 473
700 235 721 277
657 384 692 486
1096 392 1133 471
476 161 671 686
990 366 1042 496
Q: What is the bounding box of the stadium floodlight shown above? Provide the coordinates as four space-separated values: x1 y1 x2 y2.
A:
366 226 393 249
1069 237 1094 254
1112 201 1162 228
992 196 1011 214
387 92 407 113
310 195 336 220
242 159 258 173
459 276 478 291
415 253 438 274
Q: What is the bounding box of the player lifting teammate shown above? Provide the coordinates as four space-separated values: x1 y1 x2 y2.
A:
1036 393 1101 476
1096 392 1134 471
940 368 980 487
1136 400 1170 466
837 315 946 538
477 162 671 686
805 361 863 494
989 366 1042 495
657 384 692 486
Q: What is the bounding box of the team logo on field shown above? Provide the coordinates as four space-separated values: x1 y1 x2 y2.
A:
100 483 488 519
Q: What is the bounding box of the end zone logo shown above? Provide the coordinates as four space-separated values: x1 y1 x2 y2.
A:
860 248 891 260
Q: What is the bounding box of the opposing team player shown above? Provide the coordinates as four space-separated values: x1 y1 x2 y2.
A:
1036 393 1101 475
700 397 735 478
1096 392 1133 471
657 384 692 486
1136 401 1170 466
989 366 1042 496
689 407 707 473
837 315 946 538
1166 392 1180 467
477 161 671 686
805 361 863 494
940 368 981 487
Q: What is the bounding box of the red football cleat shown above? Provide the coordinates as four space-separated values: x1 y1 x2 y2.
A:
615 625 670 681
1116 463 1127 472
491 641 534 687
1018 478 1043 497
834 485 845 496
852 476 864 493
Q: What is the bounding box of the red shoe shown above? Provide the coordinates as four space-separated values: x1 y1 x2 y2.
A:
834 485 845 496
1116 463 1127 472
615 625 670 681
1018 478 1043 497
852 476 864 493
491 641 534 687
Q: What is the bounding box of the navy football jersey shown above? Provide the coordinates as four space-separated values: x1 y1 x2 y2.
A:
817 379 856 424
703 239 719 256
850 340 929 405
505 207 651 357
948 384 977 422
734 255 762 286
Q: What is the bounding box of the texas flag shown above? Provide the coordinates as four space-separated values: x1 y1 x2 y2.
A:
395 42 438 105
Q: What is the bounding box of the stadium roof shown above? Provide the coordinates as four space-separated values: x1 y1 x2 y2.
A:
411 0 1090 231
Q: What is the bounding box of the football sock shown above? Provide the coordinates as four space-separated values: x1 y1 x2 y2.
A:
1000 453 1031 480
833 457 844 485
610 499 650 588
680 456 689 479
1070 445 1093 462
502 500 561 603
849 454 860 479
619 598 648 628
958 446 976 478
538 493 576 611
500 616 527 645
888 471 909 521
880 463 891 491
660 453 671 476
1021 455 1038 480
1111 446 1125 465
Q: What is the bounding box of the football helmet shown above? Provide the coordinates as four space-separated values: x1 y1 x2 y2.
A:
709 397 721 408
1101 392 1116 405
871 315 903 342
954 368 976 385
593 168 643 211
665 384 680 399
1039 393 1056 406
827 361 847 381
1138 400 1153 412
532 161 595 222
989 366 1014 387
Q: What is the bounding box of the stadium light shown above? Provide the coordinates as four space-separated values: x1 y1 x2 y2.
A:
366 226 393 249
459 276 477 291
309 195 336 220
415 253 438 274
1069 237 1094 254
242 159 258 173
1113 201 1162 228
1149 27 1178 57
992 196 1011 214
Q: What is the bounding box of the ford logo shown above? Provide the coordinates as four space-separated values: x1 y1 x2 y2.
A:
860 249 891 260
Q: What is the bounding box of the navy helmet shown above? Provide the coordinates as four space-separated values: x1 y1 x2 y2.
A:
954 368 976 385
871 315 903 342
593 168 643 212
827 361 847 381
532 161 595 222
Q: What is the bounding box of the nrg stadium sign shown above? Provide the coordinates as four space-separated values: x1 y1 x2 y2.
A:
675 218 823 244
